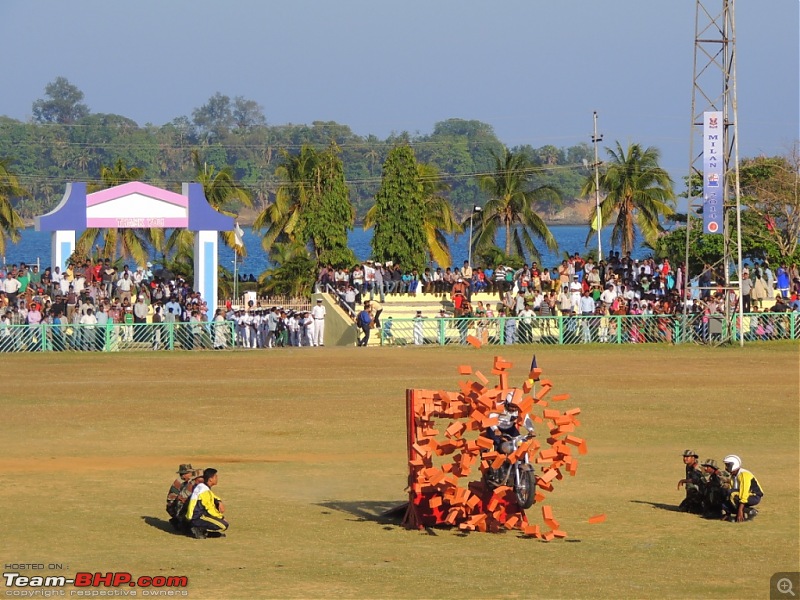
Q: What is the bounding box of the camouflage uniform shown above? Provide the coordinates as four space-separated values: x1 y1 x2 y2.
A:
700 458 731 518
166 464 194 527
678 450 704 514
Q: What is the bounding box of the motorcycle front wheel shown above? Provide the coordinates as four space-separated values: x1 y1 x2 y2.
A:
515 469 535 509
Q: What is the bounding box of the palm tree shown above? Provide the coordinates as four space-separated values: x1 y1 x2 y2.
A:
0 158 26 256
76 159 150 265
474 148 559 261
581 142 675 254
363 161 461 266
252 145 317 253
257 241 316 297
167 151 253 256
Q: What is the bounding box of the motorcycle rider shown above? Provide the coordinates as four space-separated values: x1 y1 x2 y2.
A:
483 391 536 453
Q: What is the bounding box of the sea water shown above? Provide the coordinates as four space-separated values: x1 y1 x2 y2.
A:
3 225 643 277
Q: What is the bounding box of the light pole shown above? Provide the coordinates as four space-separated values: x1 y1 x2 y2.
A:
592 111 603 260
468 205 482 267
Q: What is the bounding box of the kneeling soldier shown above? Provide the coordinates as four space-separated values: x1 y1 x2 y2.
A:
700 458 730 519
677 449 704 514
166 464 194 530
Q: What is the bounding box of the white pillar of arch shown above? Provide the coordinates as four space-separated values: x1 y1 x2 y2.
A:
194 230 219 317
51 230 76 273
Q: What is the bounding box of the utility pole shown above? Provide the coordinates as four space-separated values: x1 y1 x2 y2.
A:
592 111 603 260
468 206 481 267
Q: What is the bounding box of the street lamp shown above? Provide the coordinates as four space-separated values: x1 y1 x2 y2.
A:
468 205 482 267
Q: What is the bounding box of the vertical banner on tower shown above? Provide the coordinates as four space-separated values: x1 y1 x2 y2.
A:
703 111 723 234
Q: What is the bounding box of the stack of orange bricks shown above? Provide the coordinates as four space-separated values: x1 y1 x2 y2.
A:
403 347 589 541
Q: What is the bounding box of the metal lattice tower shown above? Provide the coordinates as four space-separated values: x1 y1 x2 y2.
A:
684 0 744 345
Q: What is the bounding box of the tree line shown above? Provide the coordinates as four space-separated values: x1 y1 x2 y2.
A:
0 77 797 296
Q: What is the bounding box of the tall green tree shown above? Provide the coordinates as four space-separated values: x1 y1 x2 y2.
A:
739 146 800 260
32 77 90 124
295 145 356 267
474 148 559 261
76 159 150 265
364 161 460 266
0 158 26 256
369 146 428 271
582 142 675 254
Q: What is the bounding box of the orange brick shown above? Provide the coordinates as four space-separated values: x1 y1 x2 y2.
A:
523 524 541 537
445 421 467 439
466 335 482 348
542 505 554 521
475 436 494 450
504 515 520 529
491 455 506 469
517 396 534 414
565 407 582 416
457 365 473 375
551 394 570 402
498 373 508 390
588 514 607 524
543 409 561 419
428 495 443 508
542 531 555 542
578 440 588 455
522 380 533 394
529 368 542 380
534 492 546 503
552 529 568 538
539 468 558 483
564 435 584 447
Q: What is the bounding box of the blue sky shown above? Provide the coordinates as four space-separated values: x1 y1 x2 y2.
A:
1 0 797 183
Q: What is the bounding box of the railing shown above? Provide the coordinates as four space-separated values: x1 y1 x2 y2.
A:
325 283 357 320
0 312 796 352
375 312 800 347
0 321 236 352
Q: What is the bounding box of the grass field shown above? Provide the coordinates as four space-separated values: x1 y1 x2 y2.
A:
4 343 799 599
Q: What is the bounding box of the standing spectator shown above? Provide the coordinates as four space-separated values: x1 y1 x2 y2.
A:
2 271 21 306
740 271 753 313
116 271 133 303
776 264 790 298
311 298 326 347
356 302 372 347
413 311 425 345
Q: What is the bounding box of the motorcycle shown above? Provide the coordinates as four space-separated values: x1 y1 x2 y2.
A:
483 432 537 509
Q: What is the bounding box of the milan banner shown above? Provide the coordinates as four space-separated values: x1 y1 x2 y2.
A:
703 111 723 234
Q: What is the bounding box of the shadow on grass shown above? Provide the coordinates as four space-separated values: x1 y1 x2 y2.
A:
317 500 407 525
141 515 186 536
629 500 682 512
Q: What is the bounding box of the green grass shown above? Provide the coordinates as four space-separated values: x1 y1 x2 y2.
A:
3 343 799 599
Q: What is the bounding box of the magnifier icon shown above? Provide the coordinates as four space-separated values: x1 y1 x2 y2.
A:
778 578 796 597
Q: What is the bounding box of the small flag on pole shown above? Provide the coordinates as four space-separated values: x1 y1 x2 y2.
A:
234 222 245 248
530 354 540 381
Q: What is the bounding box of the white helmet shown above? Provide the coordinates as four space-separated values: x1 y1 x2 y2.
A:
723 454 741 472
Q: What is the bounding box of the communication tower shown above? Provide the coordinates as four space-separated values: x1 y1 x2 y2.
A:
684 0 744 345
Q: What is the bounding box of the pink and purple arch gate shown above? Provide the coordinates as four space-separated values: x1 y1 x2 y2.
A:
34 181 233 315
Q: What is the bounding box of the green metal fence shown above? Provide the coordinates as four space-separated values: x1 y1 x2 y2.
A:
0 313 796 352
0 321 236 352
377 312 800 347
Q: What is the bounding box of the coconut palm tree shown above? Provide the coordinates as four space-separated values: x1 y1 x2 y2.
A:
252 145 317 253
0 158 26 256
474 148 559 261
582 142 675 254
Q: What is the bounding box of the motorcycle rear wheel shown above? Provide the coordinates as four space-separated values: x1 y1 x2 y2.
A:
515 469 535 509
